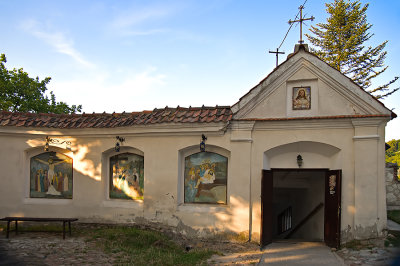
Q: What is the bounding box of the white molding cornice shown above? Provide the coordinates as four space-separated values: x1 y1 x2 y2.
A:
230 138 253 143
351 117 389 127
232 50 391 119
229 121 256 131
253 118 354 131
353 135 380 140
0 122 229 137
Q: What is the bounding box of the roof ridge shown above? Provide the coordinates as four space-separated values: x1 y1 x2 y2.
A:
231 45 394 117
0 106 233 128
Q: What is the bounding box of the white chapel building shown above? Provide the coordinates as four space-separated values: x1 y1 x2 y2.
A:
0 44 395 248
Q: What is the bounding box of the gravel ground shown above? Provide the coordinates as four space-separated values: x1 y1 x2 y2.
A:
0 234 115 266
335 237 400 266
0 223 259 265
1 224 400 265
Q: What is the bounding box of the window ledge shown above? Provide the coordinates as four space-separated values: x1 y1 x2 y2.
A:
23 198 72 205
177 204 229 212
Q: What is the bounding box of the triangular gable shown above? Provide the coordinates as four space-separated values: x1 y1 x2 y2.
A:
232 44 393 120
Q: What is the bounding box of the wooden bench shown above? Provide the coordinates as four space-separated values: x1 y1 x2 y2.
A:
0 217 78 239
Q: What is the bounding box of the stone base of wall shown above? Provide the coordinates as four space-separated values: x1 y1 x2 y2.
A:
387 206 400 210
386 163 400 210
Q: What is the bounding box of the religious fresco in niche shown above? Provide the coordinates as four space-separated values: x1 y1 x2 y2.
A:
184 152 227 204
292 86 311 110
110 153 144 200
30 152 73 199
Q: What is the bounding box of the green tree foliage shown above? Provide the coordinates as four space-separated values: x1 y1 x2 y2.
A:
306 0 399 99
0 53 82 114
386 139 400 166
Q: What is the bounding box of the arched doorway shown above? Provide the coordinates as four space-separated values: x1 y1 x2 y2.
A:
261 142 341 248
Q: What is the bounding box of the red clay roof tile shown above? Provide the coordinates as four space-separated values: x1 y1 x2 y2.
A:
0 106 232 128
0 108 389 129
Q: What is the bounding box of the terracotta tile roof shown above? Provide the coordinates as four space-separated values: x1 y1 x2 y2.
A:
0 106 233 128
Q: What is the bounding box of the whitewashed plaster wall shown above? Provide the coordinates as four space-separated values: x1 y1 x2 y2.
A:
245 117 388 242
0 117 390 243
0 125 252 238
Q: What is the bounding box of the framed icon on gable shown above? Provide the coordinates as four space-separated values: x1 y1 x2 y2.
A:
292 87 311 110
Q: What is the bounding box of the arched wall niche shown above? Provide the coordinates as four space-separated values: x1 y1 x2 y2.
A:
263 141 341 170
177 144 231 206
101 146 144 204
24 145 74 201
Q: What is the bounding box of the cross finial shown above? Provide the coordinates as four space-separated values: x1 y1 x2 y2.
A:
269 48 285 67
288 5 314 44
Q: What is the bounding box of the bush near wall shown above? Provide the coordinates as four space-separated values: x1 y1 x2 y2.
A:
386 139 400 167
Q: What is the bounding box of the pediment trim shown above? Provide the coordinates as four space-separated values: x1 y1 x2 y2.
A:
232 49 392 119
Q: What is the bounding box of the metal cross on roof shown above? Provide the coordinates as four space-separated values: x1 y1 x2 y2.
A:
288 5 314 44
269 48 285 67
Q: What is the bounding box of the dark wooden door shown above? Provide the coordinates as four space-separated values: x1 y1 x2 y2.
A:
261 170 273 247
324 169 342 248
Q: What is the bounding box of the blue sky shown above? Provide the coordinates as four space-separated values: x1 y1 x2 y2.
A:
1 0 399 140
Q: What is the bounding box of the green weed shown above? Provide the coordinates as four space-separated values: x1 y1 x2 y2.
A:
0 223 215 265
388 210 400 224
85 226 214 265
385 231 400 248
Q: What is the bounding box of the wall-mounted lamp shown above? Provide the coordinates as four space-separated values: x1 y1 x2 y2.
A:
297 154 303 168
44 136 71 151
200 134 207 152
115 136 125 152
44 140 49 151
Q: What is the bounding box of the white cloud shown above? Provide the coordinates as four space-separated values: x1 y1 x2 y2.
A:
117 28 168 36
108 5 172 36
20 19 94 68
112 67 166 92
112 8 168 29
49 67 166 113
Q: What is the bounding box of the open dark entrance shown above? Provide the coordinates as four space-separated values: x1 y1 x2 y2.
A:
261 169 341 248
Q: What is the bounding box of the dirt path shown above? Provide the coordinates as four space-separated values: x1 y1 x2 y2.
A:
5 223 398 265
0 234 115 265
0 223 260 265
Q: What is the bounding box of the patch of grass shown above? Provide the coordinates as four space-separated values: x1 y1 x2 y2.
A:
0 223 65 233
86 226 214 265
0 223 215 265
342 240 365 250
214 231 250 243
385 230 400 248
388 210 400 224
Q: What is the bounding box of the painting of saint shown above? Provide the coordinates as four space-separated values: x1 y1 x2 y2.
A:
30 152 73 199
110 153 144 200
292 87 311 110
184 152 227 204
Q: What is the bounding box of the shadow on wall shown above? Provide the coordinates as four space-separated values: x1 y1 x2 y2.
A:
26 136 103 181
20 137 146 219
22 138 252 238
215 196 250 234
73 142 102 181
169 195 253 239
